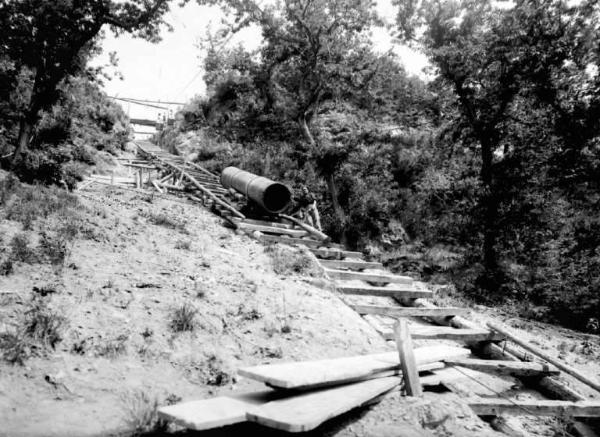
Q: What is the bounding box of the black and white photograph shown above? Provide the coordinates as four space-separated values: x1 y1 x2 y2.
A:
1 0 599 436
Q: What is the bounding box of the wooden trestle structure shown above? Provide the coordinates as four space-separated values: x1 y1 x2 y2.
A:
82 140 600 435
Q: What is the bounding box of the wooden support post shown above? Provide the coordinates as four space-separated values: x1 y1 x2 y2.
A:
394 319 422 397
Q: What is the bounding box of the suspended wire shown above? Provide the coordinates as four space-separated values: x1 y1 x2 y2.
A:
108 96 186 106
108 96 170 110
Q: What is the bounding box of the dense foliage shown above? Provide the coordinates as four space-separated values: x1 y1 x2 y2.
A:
157 0 600 332
0 0 173 181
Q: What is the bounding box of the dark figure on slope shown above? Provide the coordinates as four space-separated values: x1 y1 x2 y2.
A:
290 185 322 231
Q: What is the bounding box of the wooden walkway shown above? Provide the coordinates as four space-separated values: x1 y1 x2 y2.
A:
81 140 600 436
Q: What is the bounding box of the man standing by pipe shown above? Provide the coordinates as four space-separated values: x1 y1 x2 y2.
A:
291 185 322 231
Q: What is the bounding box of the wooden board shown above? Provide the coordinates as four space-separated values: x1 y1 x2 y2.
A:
237 222 309 238
337 284 431 299
466 398 600 417
239 345 470 389
445 358 560 377
351 305 468 318
326 269 413 284
319 259 383 270
246 377 400 432
259 234 329 248
157 390 281 430
394 319 422 396
232 217 293 229
310 248 363 260
381 326 503 342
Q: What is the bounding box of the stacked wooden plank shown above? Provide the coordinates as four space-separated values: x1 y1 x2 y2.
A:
158 345 471 432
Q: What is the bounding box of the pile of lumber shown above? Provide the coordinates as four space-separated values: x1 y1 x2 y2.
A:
158 345 470 433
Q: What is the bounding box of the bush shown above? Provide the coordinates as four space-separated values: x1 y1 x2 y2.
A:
265 244 320 276
0 331 31 365
170 303 197 332
10 233 35 262
22 298 67 349
121 390 167 435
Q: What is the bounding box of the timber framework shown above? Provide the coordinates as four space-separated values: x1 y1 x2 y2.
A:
80 140 600 436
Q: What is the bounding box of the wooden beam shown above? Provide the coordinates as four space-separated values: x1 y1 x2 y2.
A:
236 222 309 238
238 346 470 390
232 217 293 229
444 358 560 377
488 322 600 394
382 326 503 342
325 269 413 285
310 248 363 260
258 234 328 248
246 377 400 432
278 213 331 243
319 259 382 270
394 319 422 396
351 305 468 318
467 398 600 418
337 284 431 299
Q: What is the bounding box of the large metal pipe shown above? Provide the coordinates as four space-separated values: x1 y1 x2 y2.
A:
220 167 292 214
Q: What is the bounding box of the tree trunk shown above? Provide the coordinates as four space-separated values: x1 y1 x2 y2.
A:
298 115 315 146
11 116 34 167
480 137 498 274
325 172 348 245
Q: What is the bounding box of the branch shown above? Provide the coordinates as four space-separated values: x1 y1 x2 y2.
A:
103 0 169 31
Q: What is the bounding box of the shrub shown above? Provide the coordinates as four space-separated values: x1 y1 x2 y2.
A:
0 258 13 275
265 244 319 276
96 334 128 358
22 298 67 348
170 303 197 332
39 231 70 265
0 331 31 365
10 233 35 262
145 212 187 233
121 390 167 435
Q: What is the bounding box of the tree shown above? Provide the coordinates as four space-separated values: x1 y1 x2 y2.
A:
394 0 597 289
203 0 380 239
0 0 172 166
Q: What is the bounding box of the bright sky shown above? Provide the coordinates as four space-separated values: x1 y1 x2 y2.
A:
95 1 429 121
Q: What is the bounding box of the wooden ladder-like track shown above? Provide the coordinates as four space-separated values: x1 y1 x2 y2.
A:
109 140 600 435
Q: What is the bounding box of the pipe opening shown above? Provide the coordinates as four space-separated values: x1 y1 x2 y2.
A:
263 183 292 213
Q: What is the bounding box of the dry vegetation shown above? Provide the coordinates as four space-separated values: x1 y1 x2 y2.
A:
0 171 386 436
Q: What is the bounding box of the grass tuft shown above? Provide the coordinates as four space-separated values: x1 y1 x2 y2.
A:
169 303 197 332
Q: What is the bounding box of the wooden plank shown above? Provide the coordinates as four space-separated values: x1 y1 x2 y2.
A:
158 390 282 430
351 305 468 318
237 222 309 238
337 284 431 299
444 358 560 377
238 345 470 390
326 269 413 285
381 326 503 342
310 248 363 260
319 259 383 270
278 213 331 242
466 398 600 418
258 234 329 248
246 377 400 432
232 217 293 229
394 319 422 396
488 322 600 394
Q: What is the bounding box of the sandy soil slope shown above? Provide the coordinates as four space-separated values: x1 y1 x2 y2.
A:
1 160 598 437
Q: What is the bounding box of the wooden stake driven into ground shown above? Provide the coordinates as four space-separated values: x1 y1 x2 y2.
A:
394 319 422 397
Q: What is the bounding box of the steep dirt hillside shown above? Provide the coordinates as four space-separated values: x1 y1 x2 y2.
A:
2 162 599 437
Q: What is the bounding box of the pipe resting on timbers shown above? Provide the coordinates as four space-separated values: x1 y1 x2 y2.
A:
220 166 292 214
